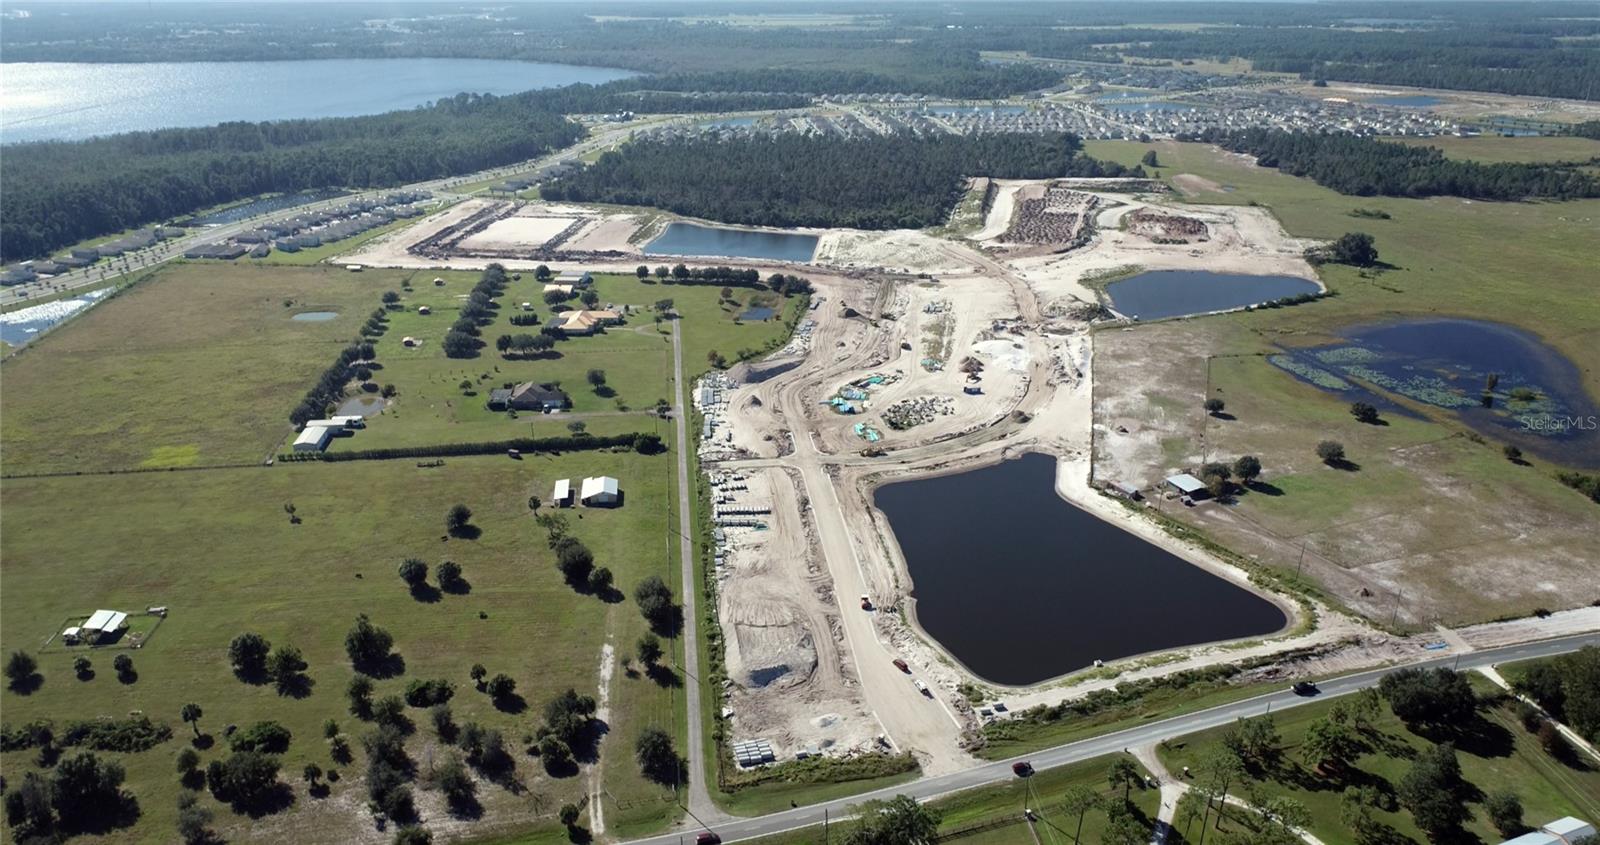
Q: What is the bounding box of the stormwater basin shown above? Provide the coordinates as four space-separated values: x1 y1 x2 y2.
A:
874 453 1287 686
1105 270 1320 320
1269 318 1600 468
740 307 776 321
644 222 818 262
290 311 340 322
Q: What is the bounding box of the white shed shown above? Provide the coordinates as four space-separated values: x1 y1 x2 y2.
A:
1544 817 1597 842
580 476 621 507
552 479 574 508
81 609 129 641
293 426 333 452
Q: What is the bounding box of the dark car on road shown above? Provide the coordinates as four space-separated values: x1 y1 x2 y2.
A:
1291 680 1319 696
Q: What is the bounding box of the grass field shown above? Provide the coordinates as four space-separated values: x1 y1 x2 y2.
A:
1387 135 1600 165
0 453 684 844
738 753 1162 845
342 272 804 452
0 263 406 474
0 254 816 843
1156 683 1600 845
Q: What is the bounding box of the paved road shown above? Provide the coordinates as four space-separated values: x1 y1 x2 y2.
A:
669 320 722 825
631 631 1599 844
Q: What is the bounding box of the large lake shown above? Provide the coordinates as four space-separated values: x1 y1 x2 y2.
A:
874 453 1287 685
1 59 637 143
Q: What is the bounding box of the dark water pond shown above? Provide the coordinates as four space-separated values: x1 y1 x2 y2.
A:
1270 318 1600 468
1105 270 1320 320
1370 95 1443 107
188 190 349 226
740 307 776 321
645 222 818 262
290 311 339 322
874 453 1287 686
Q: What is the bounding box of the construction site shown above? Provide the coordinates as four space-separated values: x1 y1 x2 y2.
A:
335 173 1600 783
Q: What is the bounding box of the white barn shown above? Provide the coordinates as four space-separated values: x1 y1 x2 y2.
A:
292 426 333 452
580 476 621 507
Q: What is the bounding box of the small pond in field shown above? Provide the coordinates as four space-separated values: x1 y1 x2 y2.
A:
739 306 776 321
337 395 387 417
644 222 818 262
290 311 340 322
1269 318 1600 468
873 452 1288 686
1104 270 1321 320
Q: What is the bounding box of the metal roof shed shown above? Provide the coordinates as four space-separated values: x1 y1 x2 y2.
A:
1499 833 1562 845
552 479 573 507
1165 473 1208 496
580 476 620 506
292 426 333 452
1543 817 1597 841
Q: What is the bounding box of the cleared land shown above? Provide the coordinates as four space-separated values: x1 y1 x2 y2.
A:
0 263 406 474
1157 681 1600 845
0 454 682 844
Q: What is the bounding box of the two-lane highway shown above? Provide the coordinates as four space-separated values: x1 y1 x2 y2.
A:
629 631 1599 844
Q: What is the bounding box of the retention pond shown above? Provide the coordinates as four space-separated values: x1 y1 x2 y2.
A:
874 453 1288 686
644 222 818 263
1105 270 1320 320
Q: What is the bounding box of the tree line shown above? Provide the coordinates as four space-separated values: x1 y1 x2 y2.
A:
545 133 1142 231
1193 128 1600 200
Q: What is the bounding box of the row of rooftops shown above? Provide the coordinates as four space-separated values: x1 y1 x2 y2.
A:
3 228 187 284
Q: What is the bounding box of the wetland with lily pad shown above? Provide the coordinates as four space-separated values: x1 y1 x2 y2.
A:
1270 318 1600 467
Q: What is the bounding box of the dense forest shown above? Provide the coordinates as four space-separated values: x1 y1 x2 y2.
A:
1196 129 1600 200
4 2 1595 100
0 94 583 262
542 134 1140 230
